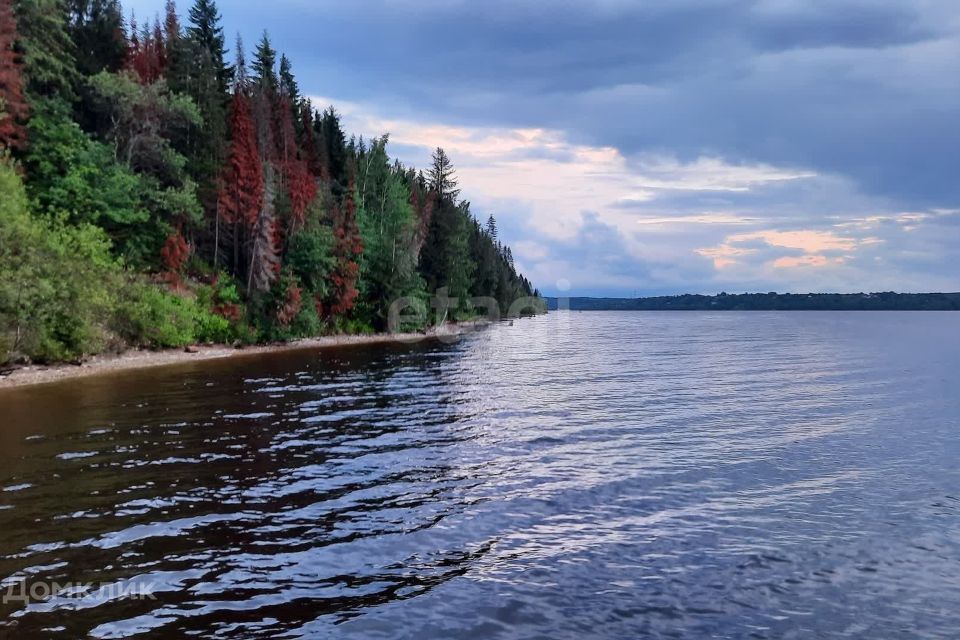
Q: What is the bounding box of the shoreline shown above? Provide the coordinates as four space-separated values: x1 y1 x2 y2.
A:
0 322 486 392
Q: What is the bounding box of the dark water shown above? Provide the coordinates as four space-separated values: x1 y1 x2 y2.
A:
1 312 959 639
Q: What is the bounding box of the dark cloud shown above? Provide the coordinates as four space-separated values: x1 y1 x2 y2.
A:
126 0 958 205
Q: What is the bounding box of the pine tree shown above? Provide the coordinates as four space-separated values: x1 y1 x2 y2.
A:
187 0 228 92
408 171 434 259
419 197 474 312
126 17 165 83
300 100 324 179
427 147 460 200
278 53 297 104
275 92 296 164
251 31 276 95
68 0 127 76
162 0 191 91
218 82 263 273
329 183 362 316
219 89 262 228
0 0 28 151
249 32 276 164
14 0 81 102
317 106 347 193
178 0 228 190
486 214 497 240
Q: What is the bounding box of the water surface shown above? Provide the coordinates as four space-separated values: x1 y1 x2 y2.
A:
1 312 959 638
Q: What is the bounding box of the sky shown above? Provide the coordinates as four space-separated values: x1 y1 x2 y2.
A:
127 0 960 297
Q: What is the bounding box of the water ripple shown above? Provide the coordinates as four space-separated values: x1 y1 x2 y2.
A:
1 312 959 638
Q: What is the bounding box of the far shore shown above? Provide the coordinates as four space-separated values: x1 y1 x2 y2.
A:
0 322 487 392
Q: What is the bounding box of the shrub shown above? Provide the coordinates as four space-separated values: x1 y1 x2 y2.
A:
0 159 121 363
115 283 197 349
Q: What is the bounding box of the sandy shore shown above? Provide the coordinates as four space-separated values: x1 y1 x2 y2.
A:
0 322 485 391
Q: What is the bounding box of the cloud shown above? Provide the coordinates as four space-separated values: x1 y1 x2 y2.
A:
772 255 844 269
124 0 960 295
319 94 958 295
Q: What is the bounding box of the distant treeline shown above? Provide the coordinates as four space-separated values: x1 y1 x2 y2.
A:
548 292 960 311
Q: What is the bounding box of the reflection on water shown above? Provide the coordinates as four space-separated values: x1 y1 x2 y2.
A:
1 312 959 638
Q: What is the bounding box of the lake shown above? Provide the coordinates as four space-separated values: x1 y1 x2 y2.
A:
1 311 959 639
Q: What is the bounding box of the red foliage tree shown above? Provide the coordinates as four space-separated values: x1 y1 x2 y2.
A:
328 185 363 316
272 94 316 231
0 0 28 151
126 18 166 84
276 283 302 326
275 94 296 164
219 90 264 229
160 228 191 286
286 157 315 230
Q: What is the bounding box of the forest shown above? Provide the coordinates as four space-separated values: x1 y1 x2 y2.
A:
549 292 960 311
0 0 544 365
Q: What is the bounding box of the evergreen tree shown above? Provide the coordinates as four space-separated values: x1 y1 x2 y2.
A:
278 53 297 104
427 146 459 200
186 0 228 92
328 184 362 316
219 88 262 228
126 16 166 83
300 100 323 178
486 214 497 240
250 31 276 95
161 0 191 92
0 0 543 362
419 197 475 315
0 0 28 151
67 0 127 77
317 106 347 194
356 136 423 327
218 79 263 274
14 0 81 102
183 0 229 171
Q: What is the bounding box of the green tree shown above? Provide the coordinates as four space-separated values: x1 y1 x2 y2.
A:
14 0 81 102
87 71 203 264
67 0 127 77
23 99 145 237
0 157 122 363
356 136 423 327
419 197 475 318
317 106 347 194
251 31 276 95
278 53 297 103
181 0 229 178
427 146 460 200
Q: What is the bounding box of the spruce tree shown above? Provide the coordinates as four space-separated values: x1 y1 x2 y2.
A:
251 31 276 95
486 214 497 240
187 0 229 93
14 0 80 102
427 147 460 200
67 0 127 76
317 106 347 194
278 53 297 104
